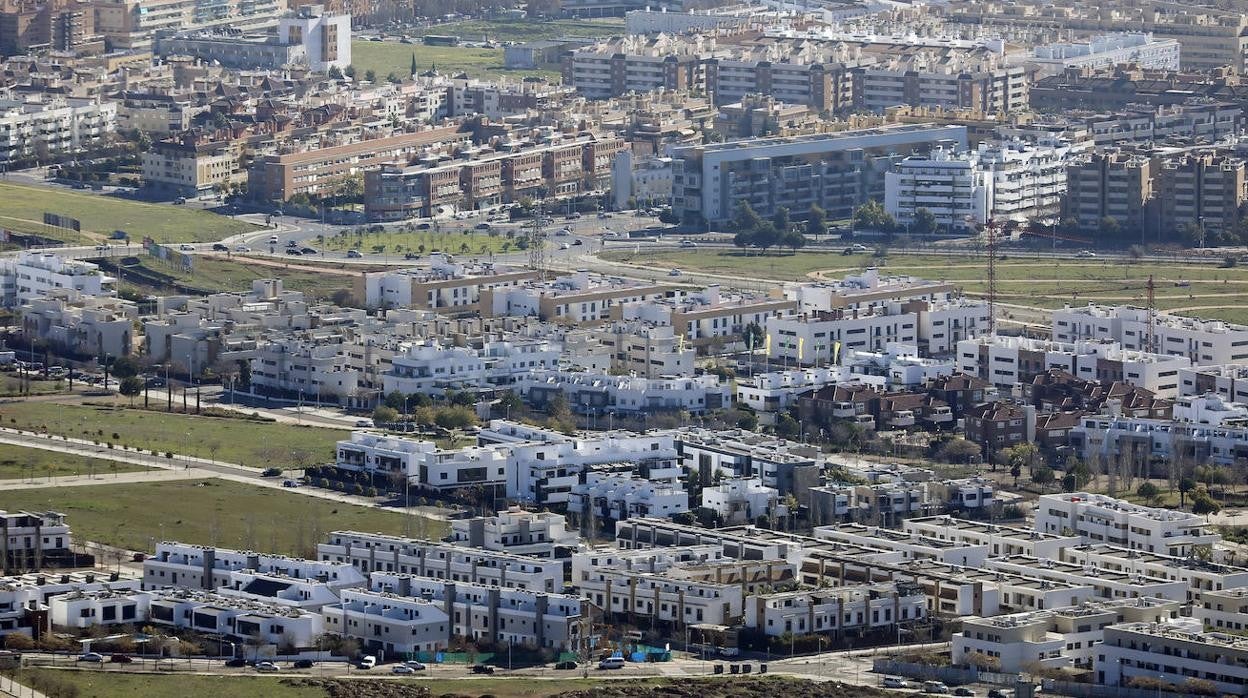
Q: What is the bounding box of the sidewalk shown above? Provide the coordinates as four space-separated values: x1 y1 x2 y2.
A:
0 675 47 698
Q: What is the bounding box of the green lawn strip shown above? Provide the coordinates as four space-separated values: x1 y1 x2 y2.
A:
0 182 258 243
350 41 558 81
0 443 149 481
321 228 515 257
0 402 346 469
114 256 365 300
408 18 624 42
0 479 445 557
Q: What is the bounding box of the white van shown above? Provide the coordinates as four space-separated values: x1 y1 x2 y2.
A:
357 656 376 670
598 656 625 670
923 681 950 694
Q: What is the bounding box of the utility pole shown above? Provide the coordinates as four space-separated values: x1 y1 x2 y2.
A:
1147 274 1157 354
985 219 999 335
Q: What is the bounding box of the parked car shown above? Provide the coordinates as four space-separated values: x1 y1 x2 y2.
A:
953 688 975 697
292 659 314 669
475 222 491 230
282 479 299 488
255 661 279 672
882 677 909 689
404 660 426 670
391 665 417 675
300 247 318 255
77 652 105 663
598 657 625 670
346 250 363 258
211 243 229 251
572 238 583 246
224 658 248 668
471 664 495 674
286 240 298 247
355 419 372 427
285 248 301 255
178 244 195 251
987 690 1012 698
559 242 570 250
261 468 282 477
923 681 951 694
357 656 377 670
1075 250 1096 258
554 660 578 670
108 654 132 664
234 245 251 252
668 268 682 277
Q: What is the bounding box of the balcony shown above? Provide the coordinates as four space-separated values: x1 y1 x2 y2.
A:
889 411 916 428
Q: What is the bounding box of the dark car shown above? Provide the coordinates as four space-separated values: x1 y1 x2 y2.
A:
212 243 229 252
285 248 302 256
108 654 133 663
471 664 495 675
225 658 248 668
572 239 583 246
554 661 578 670
300 247 318 255
292 659 314 669
953 689 975 697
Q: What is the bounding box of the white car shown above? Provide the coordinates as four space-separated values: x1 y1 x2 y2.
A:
883 677 910 689
391 665 416 675
255 661 279 672
404 661 426 670
178 244 195 251
668 268 682 277
234 245 250 252
560 242 570 250
679 240 697 249
1075 250 1096 258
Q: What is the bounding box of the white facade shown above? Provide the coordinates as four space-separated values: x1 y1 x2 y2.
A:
1027 33 1181 76
0 571 141 637
984 555 1190 602
321 588 448 655
956 335 1191 396
904 516 1080 560
1072 413 1248 469
735 366 878 413
746 583 927 637
147 589 324 649
612 150 673 209
1098 619 1248 695
0 253 112 307
20 293 135 361
516 369 730 413
142 541 367 594
1053 304 1248 367
382 339 561 396
50 589 151 629
277 5 351 72
1172 393 1248 426
568 471 688 523
335 431 438 480
700 477 780 526
0 97 116 164
449 507 579 559
1034 493 1220 557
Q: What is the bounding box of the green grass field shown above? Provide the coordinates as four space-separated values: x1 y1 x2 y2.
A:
321 228 516 258
409 17 624 42
114 255 372 301
601 248 1248 325
0 444 149 481
0 182 258 244
351 41 558 82
0 402 346 469
0 479 445 557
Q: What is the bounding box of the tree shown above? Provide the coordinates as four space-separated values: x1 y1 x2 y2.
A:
1099 216 1121 238
853 200 895 232
736 410 759 431
742 322 766 351
410 53 418 77
1009 461 1022 488
364 69 377 82
327 65 343 79
775 413 800 439
110 355 140 379
752 222 780 254
344 65 356 78
1004 443 1040 478
911 208 938 236
1136 481 1161 505
937 438 981 464
383 390 408 412
497 390 523 417
771 207 791 235
118 376 143 405
782 230 807 252
1191 487 1221 515
806 205 827 239
372 405 398 425
1032 466 1056 490
1179 477 1196 507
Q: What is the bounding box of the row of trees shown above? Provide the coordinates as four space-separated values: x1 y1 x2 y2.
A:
852 200 940 235
729 202 817 253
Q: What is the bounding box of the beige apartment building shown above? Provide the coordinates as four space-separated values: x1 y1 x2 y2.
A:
142 138 247 198
1156 153 1248 242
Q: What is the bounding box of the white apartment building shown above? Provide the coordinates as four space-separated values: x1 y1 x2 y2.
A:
954 597 1181 673
0 571 141 638
516 369 730 414
956 335 1190 396
1173 393 1248 426
335 431 438 480
903 516 1081 560
361 258 536 311
1060 544 1248 600
735 366 879 413
50 588 151 629
449 507 580 559
1193 587 1248 631
321 588 448 656
147 589 324 650
382 338 561 396
368 571 584 651
0 253 113 308
563 323 695 379
1071 413 1248 469
814 523 989 566
1098 619 1248 694
1053 304 1248 367
574 563 745 628
1026 33 1181 76
984 555 1190 602
142 541 367 593
675 429 817 494
0 97 116 164
249 339 363 405
479 271 675 325
885 139 1077 231
0 510 74 573
615 285 796 350
20 292 135 361
1034 493 1220 557
568 471 688 523
1180 364 1248 403
746 583 927 638
843 344 955 389
276 5 351 72
851 52 1027 114
318 531 564 593
700 477 780 526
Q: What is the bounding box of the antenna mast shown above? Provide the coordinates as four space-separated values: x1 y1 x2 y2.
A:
986 219 999 334
529 199 548 280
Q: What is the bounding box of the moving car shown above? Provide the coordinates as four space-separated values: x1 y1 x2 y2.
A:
554 660 578 670
293 659 314 669
224 658 248 668
108 654 132 663
471 664 495 674
953 688 975 697
392 665 417 675
598 657 625 670
77 652 104 663
572 239 583 246
1075 250 1096 258
357 656 377 670
285 248 301 255
255 661 279 672
346 250 363 258
668 268 682 277
211 243 229 251
679 240 697 249
882 677 909 689
404 661 426 670
923 681 951 694
234 245 250 252
300 247 318 255
179 244 195 251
